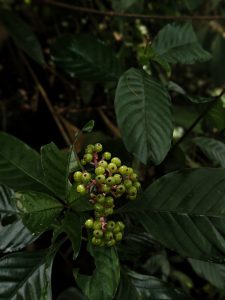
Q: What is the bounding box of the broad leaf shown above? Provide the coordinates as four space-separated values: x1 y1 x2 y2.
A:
0 250 53 300
189 258 225 289
119 168 225 261
57 288 88 300
14 190 63 233
0 132 49 192
76 244 120 300
204 99 225 132
41 142 71 199
115 68 173 165
152 22 211 64
51 35 121 81
53 211 81 259
0 9 45 65
194 137 225 167
0 184 36 252
115 271 139 300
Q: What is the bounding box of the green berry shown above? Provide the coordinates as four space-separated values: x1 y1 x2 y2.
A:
127 186 137 196
93 220 102 230
130 173 138 181
95 174 106 183
106 239 116 247
115 232 123 241
94 203 104 212
92 237 101 246
108 163 117 173
96 194 106 204
81 159 87 165
94 143 103 153
105 207 113 216
133 181 141 189
124 179 132 189
82 171 91 183
117 221 125 231
101 184 111 193
105 231 114 240
85 219 94 229
113 174 122 184
103 152 111 160
95 166 105 175
105 196 114 206
73 171 83 182
98 160 108 168
111 157 121 167
119 165 127 175
117 184 126 194
106 176 115 186
126 167 133 175
85 144 95 154
107 221 115 231
83 153 93 162
77 184 86 194
93 229 103 238
128 195 137 201
113 224 121 233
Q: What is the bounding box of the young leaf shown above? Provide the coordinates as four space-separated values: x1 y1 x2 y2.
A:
51 35 121 81
0 250 53 300
14 191 63 234
119 168 225 262
41 142 71 199
194 137 225 167
0 132 49 192
115 68 173 165
82 120 95 133
0 184 36 253
0 9 45 65
152 22 211 65
76 244 120 300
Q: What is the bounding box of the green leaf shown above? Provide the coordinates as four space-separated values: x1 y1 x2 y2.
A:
193 137 225 167
0 250 53 300
0 132 49 192
0 9 45 65
112 0 144 13
41 142 71 199
152 22 211 64
82 120 95 133
115 68 173 165
115 271 139 300
57 288 88 300
51 35 121 81
119 168 225 261
53 211 81 259
189 258 225 289
14 190 63 233
77 244 120 300
0 184 36 252
203 99 225 132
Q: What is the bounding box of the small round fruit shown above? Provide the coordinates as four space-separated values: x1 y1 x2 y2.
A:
92 237 101 246
103 152 111 160
105 207 113 216
96 194 106 204
128 195 137 201
130 173 138 181
117 221 125 231
124 179 132 189
113 174 122 184
85 144 95 154
95 174 106 184
82 171 91 183
115 232 123 241
133 181 141 189
113 224 121 233
126 167 133 175
93 229 103 238
94 203 104 212
105 231 114 240
117 184 126 194
81 159 87 165
95 166 105 175
73 171 83 182
106 176 115 186
94 143 103 153
106 239 116 247
108 163 117 173
119 165 128 175
84 219 94 229
98 160 108 168
127 186 137 196
77 184 86 194
107 221 115 231
83 153 93 162
111 157 121 167
105 196 114 206
101 184 111 193
93 220 102 230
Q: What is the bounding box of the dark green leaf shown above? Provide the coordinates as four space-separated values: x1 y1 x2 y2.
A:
115 68 173 165
82 120 95 133
53 211 81 259
0 9 44 65
189 258 225 289
119 168 225 261
0 250 53 300
14 190 63 233
76 244 120 300
51 35 121 81
194 137 225 167
41 142 71 199
0 132 49 192
57 288 88 300
68 184 93 211
204 99 225 132
115 271 139 300
112 0 144 13
211 35 225 85
0 184 36 252
152 22 211 64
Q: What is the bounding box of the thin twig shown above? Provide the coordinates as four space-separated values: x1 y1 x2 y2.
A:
21 55 71 146
43 0 225 21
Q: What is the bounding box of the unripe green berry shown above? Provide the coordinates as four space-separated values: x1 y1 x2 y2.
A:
113 174 122 184
105 207 113 216
106 176 115 186
96 194 106 204
105 231 114 240
95 166 105 175
101 184 111 193
115 232 123 241
117 221 125 231
82 171 91 183
113 224 121 233
117 184 126 194
95 174 106 183
77 184 86 194
93 220 102 230
103 152 111 160
124 179 132 189
73 171 83 182
93 229 103 238
127 186 137 196
81 159 87 165
85 219 94 229
94 203 104 212
130 173 138 181
92 237 101 246
83 153 93 162
128 195 137 201
94 143 103 153
111 157 121 167
105 196 114 206
98 160 108 168
119 165 128 175
107 221 115 231
127 167 133 175
85 144 95 154
108 163 117 173
133 181 141 189
106 239 116 247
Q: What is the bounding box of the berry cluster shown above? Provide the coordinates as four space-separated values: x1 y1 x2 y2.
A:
73 143 141 247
